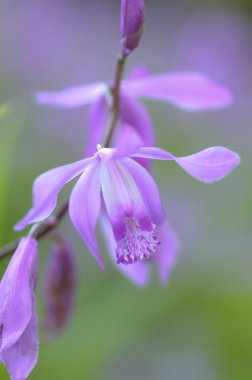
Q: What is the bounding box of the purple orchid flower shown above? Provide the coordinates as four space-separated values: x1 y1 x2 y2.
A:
30 66 235 285
98 122 179 286
121 0 145 54
14 130 240 270
0 237 39 380
42 239 76 337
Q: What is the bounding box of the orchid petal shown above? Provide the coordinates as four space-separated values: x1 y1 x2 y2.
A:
96 94 154 160
101 214 150 287
131 146 174 162
86 95 109 157
100 160 146 228
15 157 94 231
118 92 154 168
112 124 144 160
123 72 233 111
0 238 38 350
154 223 180 285
132 146 240 183
120 92 154 146
127 65 150 80
175 147 241 183
69 162 104 269
35 82 105 109
0 237 39 380
1 302 38 380
121 157 165 225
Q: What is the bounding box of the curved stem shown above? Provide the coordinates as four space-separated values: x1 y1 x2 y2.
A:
0 201 69 259
103 54 127 147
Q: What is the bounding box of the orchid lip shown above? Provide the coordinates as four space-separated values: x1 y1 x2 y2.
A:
115 217 160 265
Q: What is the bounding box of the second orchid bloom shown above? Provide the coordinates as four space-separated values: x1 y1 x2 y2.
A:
15 129 240 276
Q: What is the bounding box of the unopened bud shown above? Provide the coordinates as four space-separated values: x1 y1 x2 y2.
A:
121 0 145 55
42 240 76 338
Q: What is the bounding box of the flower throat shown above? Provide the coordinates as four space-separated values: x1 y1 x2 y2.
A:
116 217 159 264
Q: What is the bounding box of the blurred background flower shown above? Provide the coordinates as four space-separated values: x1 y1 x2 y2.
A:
0 0 251 379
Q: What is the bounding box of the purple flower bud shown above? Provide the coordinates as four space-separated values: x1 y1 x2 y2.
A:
42 240 76 338
121 0 145 55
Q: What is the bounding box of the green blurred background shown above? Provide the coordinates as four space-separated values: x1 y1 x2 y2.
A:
0 0 251 379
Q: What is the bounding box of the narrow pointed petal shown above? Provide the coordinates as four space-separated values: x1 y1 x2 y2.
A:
69 162 104 269
123 72 233 110
0 237 39 380
120 92 154 146
35 82 105 109
101 214 150 287
132 147 174 161
15 157 94 231
97 94 154 159
119 93 154 168
121 157 165 225
132 146 240 183
112 124 144 160
86 95 109 157
154 223 180 285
